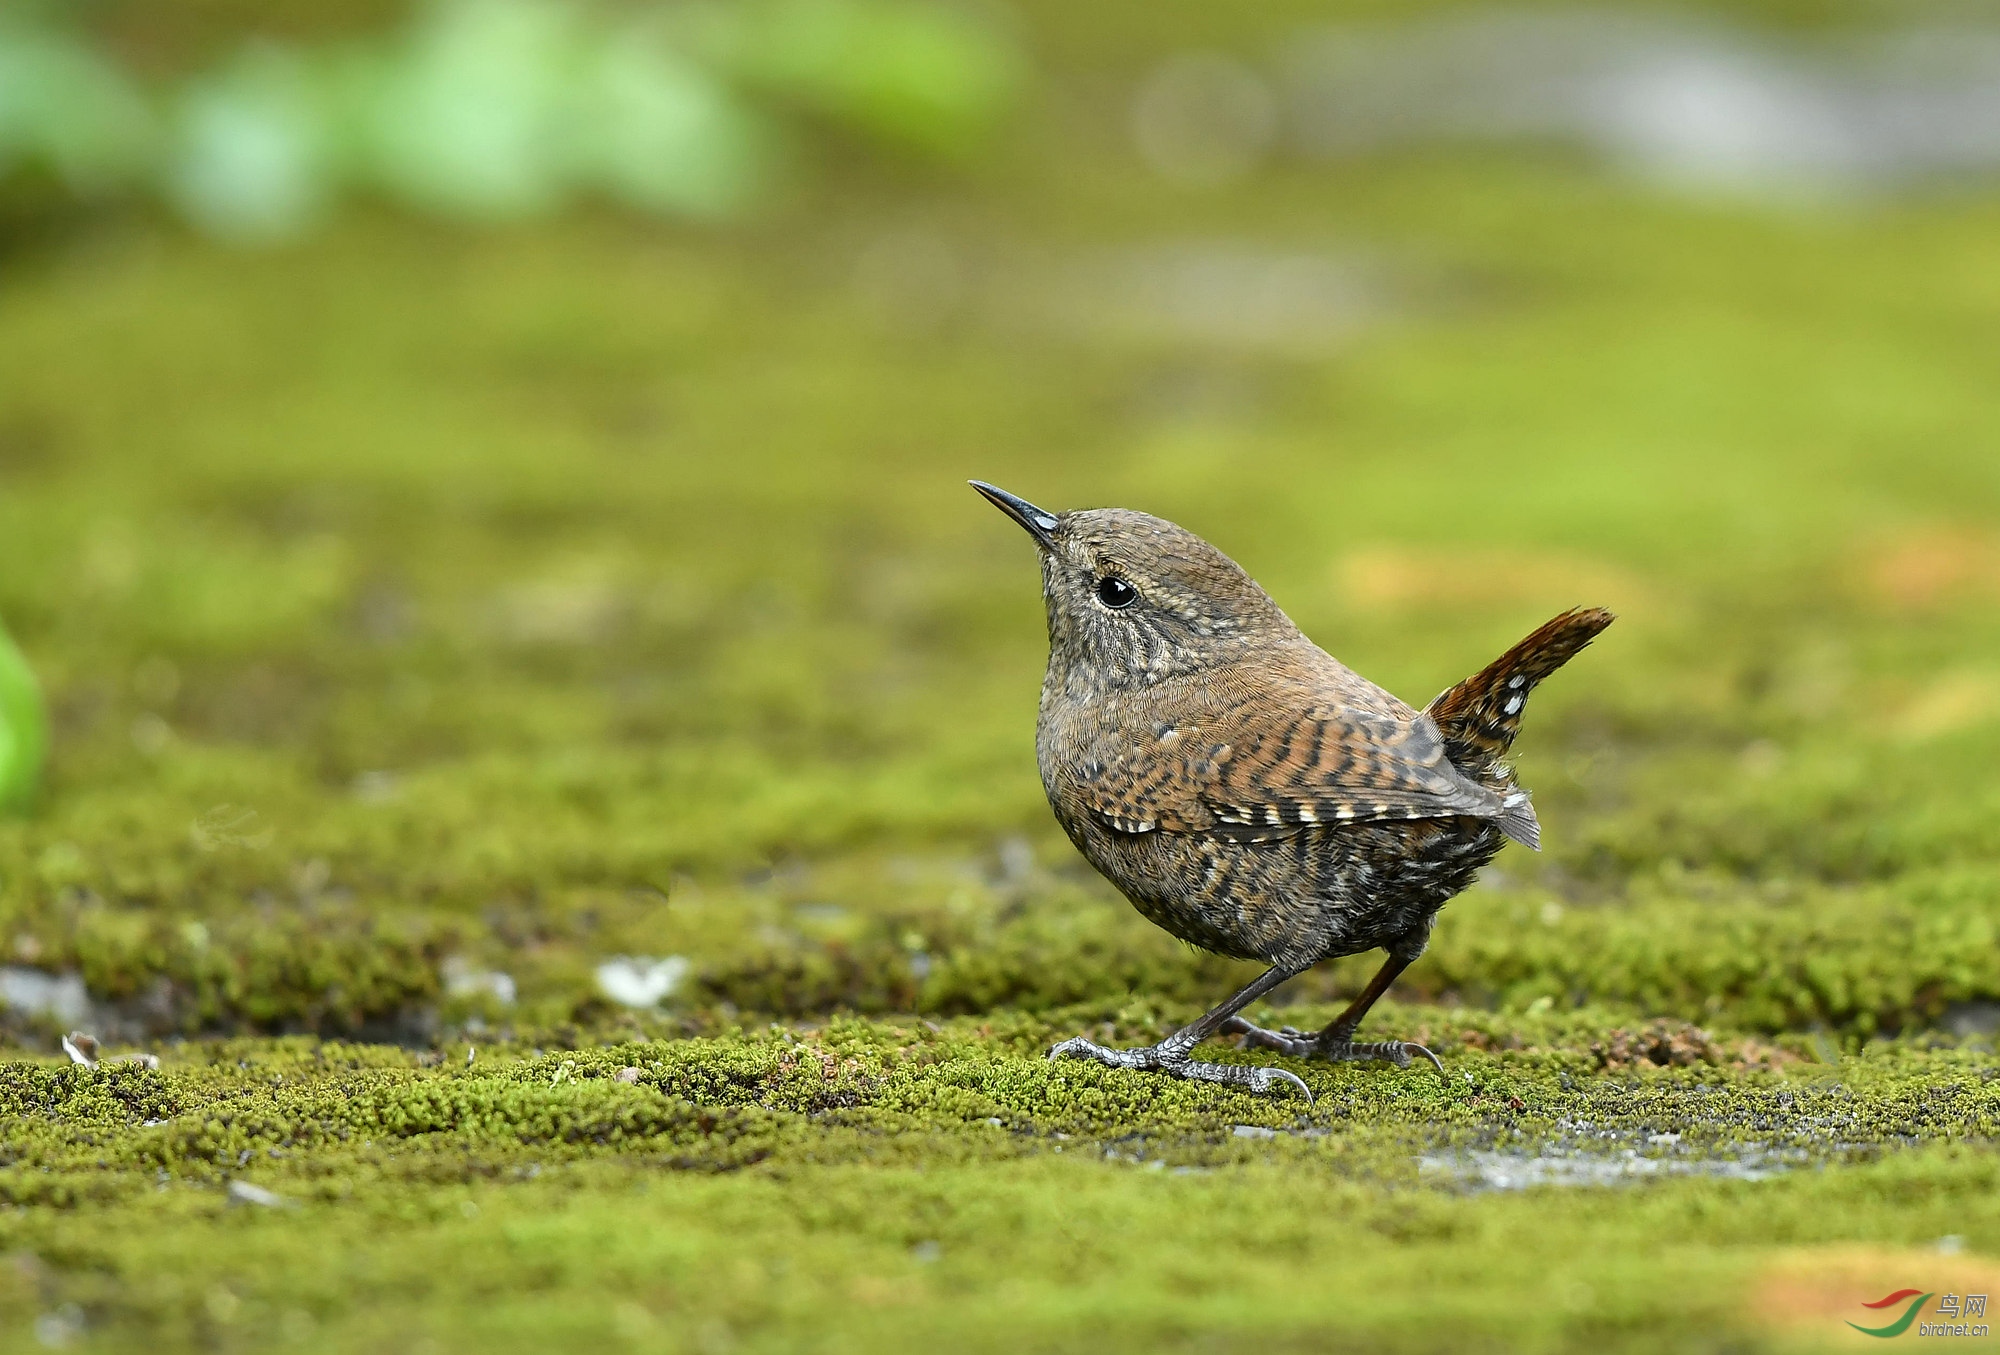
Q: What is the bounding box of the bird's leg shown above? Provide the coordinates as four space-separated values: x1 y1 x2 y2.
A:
1306 952 1444 1074
1048 964 1314 1100
1222 951 1444 1075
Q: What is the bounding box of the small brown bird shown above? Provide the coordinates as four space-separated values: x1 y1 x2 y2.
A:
973 482 1612 1099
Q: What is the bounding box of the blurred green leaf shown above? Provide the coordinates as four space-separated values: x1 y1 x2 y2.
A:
0 20 156 194
354 0 592 221
724 0 1025 160
0 616 47 815
3 0 1023 242
167 45 332 242
576 21 775 220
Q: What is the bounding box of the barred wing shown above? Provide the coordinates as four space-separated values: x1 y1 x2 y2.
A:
1074 682 1533 845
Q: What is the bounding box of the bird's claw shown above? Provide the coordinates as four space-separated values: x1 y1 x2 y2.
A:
1047 1037 1313 1104
1246 1065 1314 1101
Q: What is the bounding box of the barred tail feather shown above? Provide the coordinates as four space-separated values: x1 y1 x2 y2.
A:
1494 789 1541 852
1428 606 1615 780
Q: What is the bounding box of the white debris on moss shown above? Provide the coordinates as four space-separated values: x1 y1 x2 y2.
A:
595 956 691 1008
442 956 518 1005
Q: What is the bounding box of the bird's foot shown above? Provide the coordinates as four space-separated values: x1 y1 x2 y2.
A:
1220 1018 1446 1077
1046 1037 1312 1102
1316 1038 1446 1076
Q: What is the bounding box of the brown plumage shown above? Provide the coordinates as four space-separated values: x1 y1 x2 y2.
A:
973 482 1612 1100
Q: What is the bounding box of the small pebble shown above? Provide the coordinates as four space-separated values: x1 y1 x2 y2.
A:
1232 1125 1277 1140
615 1067 642 1084
226 1180 291 1209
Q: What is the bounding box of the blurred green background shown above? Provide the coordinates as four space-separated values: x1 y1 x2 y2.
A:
3 1 2000 1351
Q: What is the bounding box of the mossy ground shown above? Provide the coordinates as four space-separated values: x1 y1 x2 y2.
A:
4 2 2000 1351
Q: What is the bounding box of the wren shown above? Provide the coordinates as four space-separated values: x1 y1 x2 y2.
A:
973 481 1612 1100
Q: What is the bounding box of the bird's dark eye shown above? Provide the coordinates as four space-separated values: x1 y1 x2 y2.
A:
1095 576 1137 609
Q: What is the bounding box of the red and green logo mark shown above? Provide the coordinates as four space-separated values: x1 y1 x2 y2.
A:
1847 1288 1989 1338
1848 1290 1933 1338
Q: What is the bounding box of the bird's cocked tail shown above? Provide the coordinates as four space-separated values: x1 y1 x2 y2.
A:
1427 606 1615 843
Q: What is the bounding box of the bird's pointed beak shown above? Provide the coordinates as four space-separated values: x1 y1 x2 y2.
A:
970 481 1059 550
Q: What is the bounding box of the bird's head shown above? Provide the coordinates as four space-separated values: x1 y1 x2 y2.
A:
971 481 1298 693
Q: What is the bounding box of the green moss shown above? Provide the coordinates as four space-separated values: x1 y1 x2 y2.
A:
1 1016 1996 1351
4 1 2000 1348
